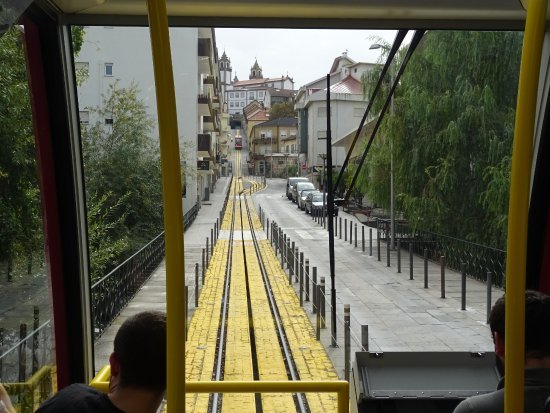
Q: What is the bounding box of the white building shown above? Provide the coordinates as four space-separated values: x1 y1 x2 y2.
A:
76 26 224 212
219 56 295 115
295 51 376 176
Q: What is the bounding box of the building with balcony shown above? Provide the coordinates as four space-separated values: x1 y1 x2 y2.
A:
76 26 226 211
219 55 296 115
248 117 298 177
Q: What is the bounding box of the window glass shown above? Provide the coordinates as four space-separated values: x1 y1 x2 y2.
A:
0 26 56 408
104 63 113 76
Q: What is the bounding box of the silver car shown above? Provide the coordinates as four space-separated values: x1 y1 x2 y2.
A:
291 181 315 203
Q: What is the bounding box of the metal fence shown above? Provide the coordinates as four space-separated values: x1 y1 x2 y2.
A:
371 219 506 287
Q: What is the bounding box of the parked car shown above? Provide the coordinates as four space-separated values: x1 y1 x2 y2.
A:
292 181 315 203
305 192 339 216
298 189 320 210
286 177 309 199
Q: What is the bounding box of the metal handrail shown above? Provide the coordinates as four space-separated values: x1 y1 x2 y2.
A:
90 367 349 413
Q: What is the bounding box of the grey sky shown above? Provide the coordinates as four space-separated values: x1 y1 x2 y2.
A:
215 28 400 89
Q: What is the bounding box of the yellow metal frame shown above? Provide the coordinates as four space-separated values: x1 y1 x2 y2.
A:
89 370 349 413
506 0 548 412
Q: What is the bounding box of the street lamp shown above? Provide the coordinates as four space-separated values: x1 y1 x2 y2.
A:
319 153 327 227
370 43 395 250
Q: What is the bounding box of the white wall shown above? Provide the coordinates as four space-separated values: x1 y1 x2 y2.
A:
76 26 199 214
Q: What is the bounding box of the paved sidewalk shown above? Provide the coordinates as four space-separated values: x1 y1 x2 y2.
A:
93 177 231 370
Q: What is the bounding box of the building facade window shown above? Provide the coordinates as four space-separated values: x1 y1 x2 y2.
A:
79 111 89 124
249 92 254 99
105 118 113 125
240 102 244 107
104 63 114 76
259 91 264 97
241 92 245 98
230 102 234 107
230 92 234 98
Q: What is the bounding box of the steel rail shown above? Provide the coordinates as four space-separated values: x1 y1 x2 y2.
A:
242 193 309 413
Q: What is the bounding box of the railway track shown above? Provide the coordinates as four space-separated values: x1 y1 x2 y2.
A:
185 149 338 413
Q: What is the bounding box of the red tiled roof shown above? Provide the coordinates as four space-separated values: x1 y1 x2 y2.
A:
248 111 269 121
328 75 362 95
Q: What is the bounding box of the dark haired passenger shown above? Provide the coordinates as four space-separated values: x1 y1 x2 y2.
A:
454 290 550 413
37 311 166 413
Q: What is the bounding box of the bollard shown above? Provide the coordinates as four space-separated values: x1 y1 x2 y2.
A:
312 267 318 314
289 242 295 284
377 232 381 261
316 284 321 340
344 219 348 241
283 234 287 265
424 248 428 288
305 259 310 302
19 323 27 382
195 263 199 308
344 304 351 381
210 229 214 252
286 238 291 270
440 256 446 299
335 215 338 236
185 286 189 340
386 234 390 267
350 221 353 245
206 238 210 264
409 243 414 280
369 228 373 256
362 226 365 252
32 306 39 374
295 247 299 283
267 218 270 240
339 217 342 239
202 249 206 284
461 262 467 310
486 272 492 323
299 253 304 306
354 223 357 247
361 325 369 351
320 277 326 329
397 239 401 273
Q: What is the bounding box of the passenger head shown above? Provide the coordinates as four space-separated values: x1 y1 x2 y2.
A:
489 290 550 359
112 311 166 393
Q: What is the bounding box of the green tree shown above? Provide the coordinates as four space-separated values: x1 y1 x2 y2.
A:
0 27 42 279
359 31 522 249
269 101 296 119
82 81 163 260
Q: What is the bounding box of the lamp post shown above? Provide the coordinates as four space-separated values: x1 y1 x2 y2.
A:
370 43 395 250
319 153 327 225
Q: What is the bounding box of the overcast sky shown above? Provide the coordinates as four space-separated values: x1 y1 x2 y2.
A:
215 28 400 89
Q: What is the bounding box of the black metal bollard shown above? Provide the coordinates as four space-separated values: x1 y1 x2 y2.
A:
316 284 321 340
409 243 414 280
206 238 210 264
295 247 299 283
486 272 492 323
397 239 401 273
339 218 342 239
290 242 295 284
377 231 381 261
344 219 348 241
369 228 373 256
361 325 369 351
354 224 357 247
440 256 446 299
344 304 351 381
335 215 338 236
312 267 318 313
32 306 39 374
202 249 206 284
386 234 390 267
210 229 214 252
424 248 428 288
185 286 189 340
19 323 27 382
320 277 326 329
362 226 365 252
195 263 200 308
461 262 467 310
299 252 304 306
305 259 310 302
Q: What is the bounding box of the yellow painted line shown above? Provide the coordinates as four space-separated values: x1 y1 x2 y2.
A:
244 242 297 412
185 240 228 412
259 240 339 413
222 240 255 412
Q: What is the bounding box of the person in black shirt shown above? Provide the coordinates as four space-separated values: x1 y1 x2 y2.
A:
37 311 166 413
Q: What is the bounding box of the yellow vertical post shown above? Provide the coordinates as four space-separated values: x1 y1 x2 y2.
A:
506 1 547 412
146 1 185 412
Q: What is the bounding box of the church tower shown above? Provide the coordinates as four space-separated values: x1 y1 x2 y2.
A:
219 50 232 96
249 59 263 79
